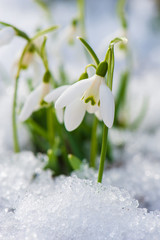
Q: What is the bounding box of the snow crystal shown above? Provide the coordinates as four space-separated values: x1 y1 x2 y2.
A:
0 152 160 240
74 152 160 211
0 151 46 211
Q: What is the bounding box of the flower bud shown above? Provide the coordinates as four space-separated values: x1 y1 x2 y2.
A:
78 72 88 81
43 70 52 83
0 27 15 46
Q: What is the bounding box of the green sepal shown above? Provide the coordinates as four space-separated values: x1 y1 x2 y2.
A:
43 70 51 83
68 154 81 170
78 72 88 81
96 61 108 77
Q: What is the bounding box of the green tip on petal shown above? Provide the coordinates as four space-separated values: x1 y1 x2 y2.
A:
43 70 51 83
96 61 108 77
78 72 88 81
40 99 48 106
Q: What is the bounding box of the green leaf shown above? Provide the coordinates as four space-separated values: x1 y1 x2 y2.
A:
68 154 82 170
0 21 30 40
109 37 128 47
34 0 50 14
44 148 59 173
106 47 115 90
116 0 127 29
114 70 130 123
77 37 100 65
26 118 48 140
41 36 49 70
31 25 59 41
129 98 148 130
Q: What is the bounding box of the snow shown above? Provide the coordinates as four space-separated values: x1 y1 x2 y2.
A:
0 151 160 240
74 129 160 211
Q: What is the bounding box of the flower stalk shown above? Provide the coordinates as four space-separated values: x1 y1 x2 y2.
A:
12 41 31 152
12 76 20 152
77 37 100 168
12 36 31 153
77 0 85 37
89 116 98 168
97 46 115 183
97 125 108 182
11 25 58 152
47 106 55 146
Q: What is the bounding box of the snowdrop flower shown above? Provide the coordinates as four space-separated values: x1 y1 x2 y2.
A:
55 61 115 131
19 37 44 69
53 19 81 68
19 72 51 122
56 19 79 49
45 85 69 123
0 27 15 46
44 72 88 123
98 29 128 60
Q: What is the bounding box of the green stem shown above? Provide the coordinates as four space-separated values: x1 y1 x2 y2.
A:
77 37 100 65
89 117 98 168
85 63 97 72
31 25 59 41
12 76 20 152
12 42 31 153
27 119 48 140
47 106 54 146
77 0 85 37
97 125 108 183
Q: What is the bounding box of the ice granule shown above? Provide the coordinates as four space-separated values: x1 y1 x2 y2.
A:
105 154 160 211
0 152 160 240
0 151 46 211
74 153 160 211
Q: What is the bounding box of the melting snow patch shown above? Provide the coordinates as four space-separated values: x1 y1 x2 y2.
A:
0 152 160 239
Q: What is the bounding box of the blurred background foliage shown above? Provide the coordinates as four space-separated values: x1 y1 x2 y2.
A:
0 0 160 176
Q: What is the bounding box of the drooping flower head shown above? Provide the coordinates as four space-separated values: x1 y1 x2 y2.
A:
19 71 51 122
53 61 115 131
0 27 15 46
44 72 89 123
44 85 69 123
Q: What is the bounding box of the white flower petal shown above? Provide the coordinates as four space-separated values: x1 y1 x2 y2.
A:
19 85 42 122
86 103 99 114
44 85 69 103
55 77 95 109
55 108 64 123
0 27 15 46
99 82 115 128
64 99 85 131
95 110 102 121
